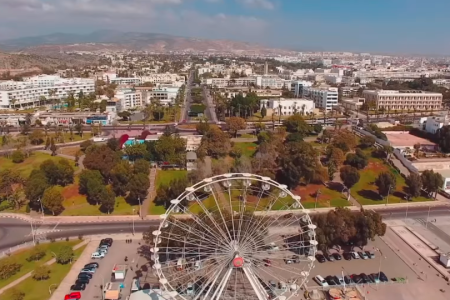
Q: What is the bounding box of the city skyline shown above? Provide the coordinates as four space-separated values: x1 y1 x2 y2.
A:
0 0 448 55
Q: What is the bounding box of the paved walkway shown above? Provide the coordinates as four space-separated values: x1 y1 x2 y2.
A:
141 168 157 218
0 240 89 295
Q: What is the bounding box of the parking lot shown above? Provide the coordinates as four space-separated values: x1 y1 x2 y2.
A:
309 236 413 287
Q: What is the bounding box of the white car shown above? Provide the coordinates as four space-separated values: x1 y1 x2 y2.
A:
97 248 108 254
91 252 105 259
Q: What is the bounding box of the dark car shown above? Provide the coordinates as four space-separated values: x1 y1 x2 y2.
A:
332 253 342 260
76 278 90 285
379 271 388 282
343 252 352 260
78 273 93 279
84 262 99 269
100 238 113 247
344 276 353 284
292 255 300 263
351 274 362 284
324 253 335 261
315 254 326 263
70 283 86 291
360 273 370 283
365 251 375 259
332 276 340 285
325 275 337 286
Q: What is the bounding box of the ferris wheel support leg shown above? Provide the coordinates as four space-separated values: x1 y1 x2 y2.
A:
243 266 269 300
193 266 224 300
210 267 233 300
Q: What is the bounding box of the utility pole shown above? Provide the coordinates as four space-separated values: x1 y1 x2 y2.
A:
30 219 36 245
426 204 431 228
132 208 135 235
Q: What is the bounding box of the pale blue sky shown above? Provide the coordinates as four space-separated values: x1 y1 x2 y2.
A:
0 0 447 54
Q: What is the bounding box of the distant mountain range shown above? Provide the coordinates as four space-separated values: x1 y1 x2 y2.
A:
0 30 292 55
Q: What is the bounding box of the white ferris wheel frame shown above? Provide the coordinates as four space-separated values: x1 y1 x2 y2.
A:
151 173 317 300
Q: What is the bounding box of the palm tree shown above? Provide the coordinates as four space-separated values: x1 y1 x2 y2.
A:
301 104 306 116
48 88 58 109
39 96 46 107
10 97 17 110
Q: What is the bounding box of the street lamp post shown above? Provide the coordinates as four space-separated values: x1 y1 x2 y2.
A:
38 197 44 218
30 219 36 245
376 248 385 290
48 283 57 295
132 208 135 235
426 204 431 229
385 185 393 206
138 197 142 219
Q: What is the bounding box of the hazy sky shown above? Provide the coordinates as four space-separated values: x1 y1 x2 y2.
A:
0 0 448 54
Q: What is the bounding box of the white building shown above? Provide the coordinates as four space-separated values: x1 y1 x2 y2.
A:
255 75 289 89
115 89 142 111
424 114 449 134
260 98 315 116
290 80 313 97
136 86 180 106
110 77 141 85
202 77 256 88
0 75 95 109
303 87 339 110
140 74 185 84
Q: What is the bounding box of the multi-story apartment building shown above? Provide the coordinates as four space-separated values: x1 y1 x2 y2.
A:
202 77 256 88
136 86 180 106
115 89 142 111
255 75 289 89
291 80 313 97
362 90 442 111
303 87 339 110
260 98 315 116
110 77 142 85
0 75 95 109
141 74 185 84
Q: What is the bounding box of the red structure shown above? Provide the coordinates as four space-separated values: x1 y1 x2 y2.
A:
118 134 129 149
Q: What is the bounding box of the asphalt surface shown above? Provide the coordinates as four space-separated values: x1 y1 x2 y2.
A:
0 219 159 252
202 86 218 123
181 70 194 123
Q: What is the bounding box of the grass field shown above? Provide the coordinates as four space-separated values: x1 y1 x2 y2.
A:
0 240 79 290
293 183 351 208
58 146 81 157
1 244 87 300
233 142 257 157
0 152 76 177
351 155 431 205
149 170 188 215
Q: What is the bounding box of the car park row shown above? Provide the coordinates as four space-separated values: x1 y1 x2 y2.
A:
315 250 375 263
314 271 389 287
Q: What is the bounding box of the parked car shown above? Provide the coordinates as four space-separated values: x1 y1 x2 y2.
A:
325 275 338 286
314 275 328 287
324 253 335 262
263 258 272 266
292 255 300 263
343 276 353 284
84 262 99 269
365 251 375 259
91 252 105 259
369 273 380 283
358 251 369 260
78 273 93 279
343 252 352 260
76 277 90 284
332 253 342 260
64 292 81 300
315 254 326 263
379 271 388 282
351 252 360 259
100 238 113 247
81 267 96 274
360 273 370 283
70 283 86 291
351 274 362 284
284 258 293 264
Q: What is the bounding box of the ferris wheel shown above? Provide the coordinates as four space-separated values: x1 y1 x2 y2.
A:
151 173 317 300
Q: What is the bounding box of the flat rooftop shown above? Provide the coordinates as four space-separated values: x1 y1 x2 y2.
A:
385 132 436 147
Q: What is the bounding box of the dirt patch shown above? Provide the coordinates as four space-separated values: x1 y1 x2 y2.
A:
59 146 80 157
293 184 332 202
367 161 387 172
61 183 81 199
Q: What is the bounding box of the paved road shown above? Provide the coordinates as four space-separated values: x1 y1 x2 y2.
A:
180 70 194 123
0 219 159 252
202 86 218 123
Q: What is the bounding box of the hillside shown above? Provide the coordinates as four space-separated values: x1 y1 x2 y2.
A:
0 30 292 55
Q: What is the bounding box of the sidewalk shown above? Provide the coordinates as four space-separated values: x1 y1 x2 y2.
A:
49 241 97 300
141 168 157 218
0 240 89 295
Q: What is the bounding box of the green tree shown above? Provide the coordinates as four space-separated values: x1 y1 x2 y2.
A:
124 143 147 161
42 186 64 215
106 138 120 151
332 129 357 153
127 173 150 204
339 166 360 199
421 169 444 198
55 245 74 264
29 129 45 145
276 141 318 189
0 257 21 280
79 169 103 195
33 265 50 280
83 145 119 180
345 148 368 170
100 186 116 214
133 159 150 176
437 125 450 153
226 116 246 137
196 119 210 135
327 146 345 167
40 159 74 186
155 135 187 165
110 161 133 196
406 173 422 198
283 114 310 134
25 170 49 210
27 245 46 262
11 150 25 163
50 138 57 156
375 171 396 198
201 127 231 158
10 288 25 300
360 135 376 148
260 105 267 119
285 132 304 143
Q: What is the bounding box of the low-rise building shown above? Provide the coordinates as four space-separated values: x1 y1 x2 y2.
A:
259 98 315 116
136 86 180 106
116 89 143 111
424 114 449 134
362 90 443 111
290 80 313 98
341 98 365 111
110 77 142 85
303 87 339 110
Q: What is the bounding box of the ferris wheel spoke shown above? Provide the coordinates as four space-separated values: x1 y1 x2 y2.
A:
207 185 234 242
160 234 230 255
248 255 312 278
226 185 237 241
236 186 266 245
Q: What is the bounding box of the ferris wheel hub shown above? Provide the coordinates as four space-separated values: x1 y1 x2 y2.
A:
232 256 244 268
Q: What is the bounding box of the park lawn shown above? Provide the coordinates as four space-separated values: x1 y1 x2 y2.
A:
0 152 76 177
58 146 81 157
2 244 87 300
0 240 80 289
155 170 188 188
293 183 351 208
350 159 431 205
233 142 257 157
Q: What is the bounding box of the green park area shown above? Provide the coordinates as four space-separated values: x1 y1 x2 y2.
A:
149 170 188 215
1 242 86 300
293 183 351 209
233 142 257 157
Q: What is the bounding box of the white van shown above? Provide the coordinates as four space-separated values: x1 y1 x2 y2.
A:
91 252 105 259
314 275 328 287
